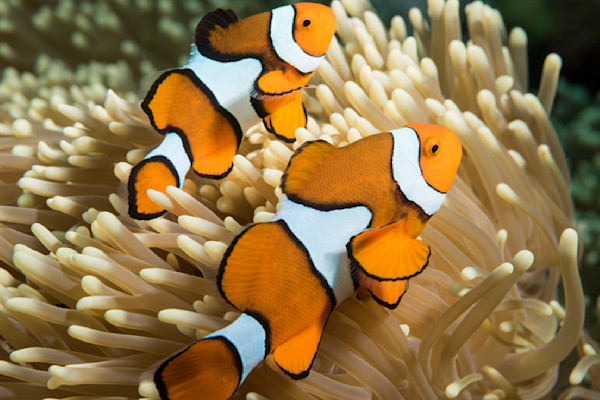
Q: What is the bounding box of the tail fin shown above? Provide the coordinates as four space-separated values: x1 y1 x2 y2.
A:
128 132 190 220
155 313 268 400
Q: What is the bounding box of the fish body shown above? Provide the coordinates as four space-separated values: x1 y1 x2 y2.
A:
154 124 462 400
128 3 336 219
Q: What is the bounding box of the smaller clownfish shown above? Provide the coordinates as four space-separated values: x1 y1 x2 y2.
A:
153 124 462 400
128 3 336 220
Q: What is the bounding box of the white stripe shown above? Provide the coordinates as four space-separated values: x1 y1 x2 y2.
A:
270 5 325 74
145 132 191 188
185 46 262 131
206 313 266 383
275 196 372 304
391 127 447 215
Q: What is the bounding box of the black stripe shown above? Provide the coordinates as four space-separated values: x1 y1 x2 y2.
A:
217 223 250 309
141 68 241 179
127 155 179 220
278 219 337 307
251 96 268 119
217 336 244 386
218 220 337 309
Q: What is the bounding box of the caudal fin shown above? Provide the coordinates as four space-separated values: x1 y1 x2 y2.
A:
155 336 241 400
128 132 191 220
155 312 268 400
128 155 179 220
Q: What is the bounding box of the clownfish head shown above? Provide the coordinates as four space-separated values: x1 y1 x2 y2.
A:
292 3 336 57
408 123 462 194
390 124 462 216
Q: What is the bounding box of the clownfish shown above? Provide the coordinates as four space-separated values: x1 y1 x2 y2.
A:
128 3 336 220
153 124 462 400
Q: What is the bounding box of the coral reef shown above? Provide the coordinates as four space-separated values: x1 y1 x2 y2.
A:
0 0 598 399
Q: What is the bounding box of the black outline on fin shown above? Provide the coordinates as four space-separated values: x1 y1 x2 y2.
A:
194 9 240 62
274 313 331 380
141 68 241 179
263 99 306 143
127 155 179 220
370 281 409 310
347 228 431 282
154 336 242 400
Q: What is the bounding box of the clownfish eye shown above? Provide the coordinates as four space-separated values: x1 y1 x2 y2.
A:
302 19 311 27
425 139 440 158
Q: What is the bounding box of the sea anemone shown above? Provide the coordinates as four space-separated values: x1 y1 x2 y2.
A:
0 0 598 399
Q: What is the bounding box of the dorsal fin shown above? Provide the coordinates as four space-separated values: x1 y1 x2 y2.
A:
195 8 239 54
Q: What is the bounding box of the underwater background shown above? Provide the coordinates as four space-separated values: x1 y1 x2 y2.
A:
0 0 599 398
5 0 599 348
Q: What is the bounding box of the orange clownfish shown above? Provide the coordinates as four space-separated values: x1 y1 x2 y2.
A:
153 124 462 400
128 3 336 220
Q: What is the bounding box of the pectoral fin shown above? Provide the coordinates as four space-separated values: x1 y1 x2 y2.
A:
272 316 328 379
348 220 431 282
263 93 307 142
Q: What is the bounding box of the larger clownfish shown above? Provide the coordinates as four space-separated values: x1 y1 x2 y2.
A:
153 124 462 400
128 3 336 220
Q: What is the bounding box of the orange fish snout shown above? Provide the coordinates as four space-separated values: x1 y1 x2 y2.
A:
292 3 337 57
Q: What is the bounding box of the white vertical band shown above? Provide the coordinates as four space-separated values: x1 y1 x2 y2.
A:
145 132 191 188
390 127 447 216
206 313 267 383
270 5 325 74
275 196 371 304
185 46 263 131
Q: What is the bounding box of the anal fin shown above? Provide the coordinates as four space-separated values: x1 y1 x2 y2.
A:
272 316 328 379
358 275 408 309
263 93 307 142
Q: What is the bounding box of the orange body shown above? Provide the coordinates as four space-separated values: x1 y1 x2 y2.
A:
127 3 336 220
153 125 461 399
